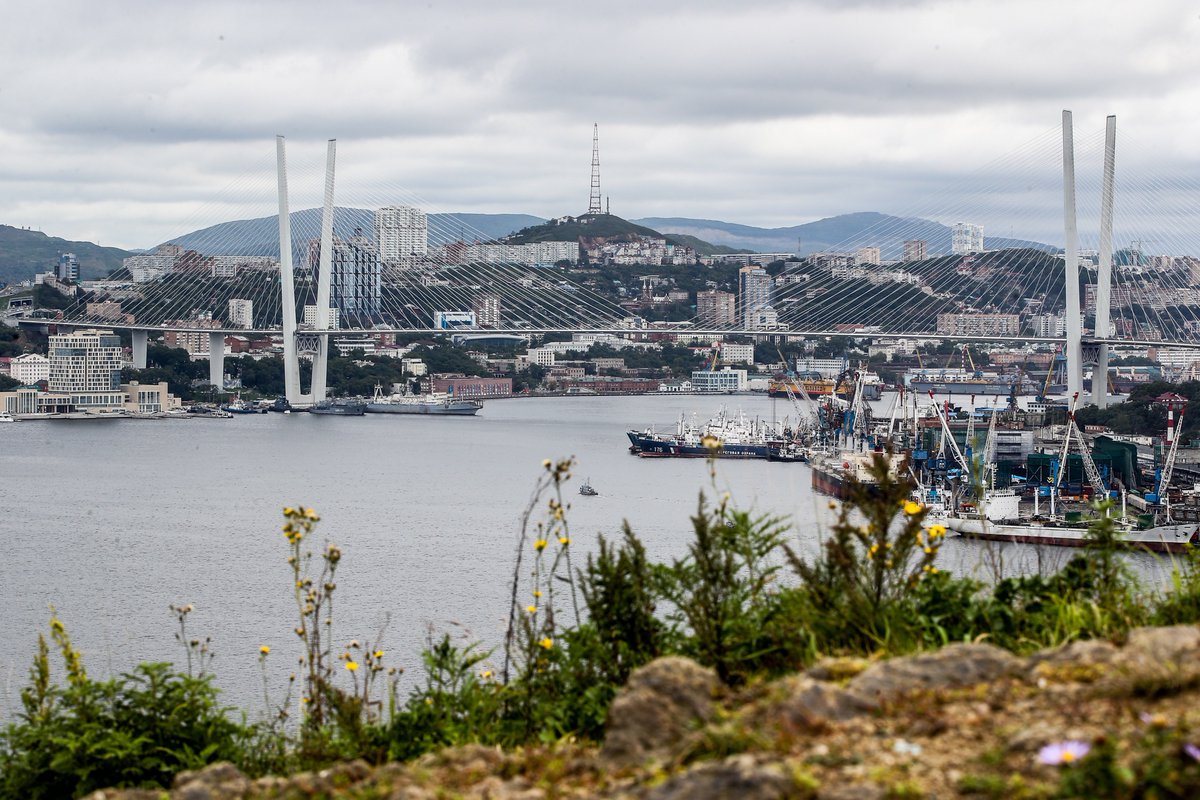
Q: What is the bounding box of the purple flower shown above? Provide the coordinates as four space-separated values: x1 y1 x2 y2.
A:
1038 740 1091 766
1185 743 1200 762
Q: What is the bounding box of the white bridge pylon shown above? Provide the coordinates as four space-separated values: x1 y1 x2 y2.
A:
277 135 335 409
1063 111 1117 410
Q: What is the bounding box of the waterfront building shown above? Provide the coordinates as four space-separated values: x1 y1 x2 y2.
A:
48 329 122 396
10 353 50 384
696 289 736 327
738 265 772 328
952 223 984 255
433 376 513 399
935 313 1020 338
903 239 928 262
691 367 748 392
375 205 428 268
472 294 502 328
229 298 253 329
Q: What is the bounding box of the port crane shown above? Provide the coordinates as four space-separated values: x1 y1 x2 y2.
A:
1157 402 1187 523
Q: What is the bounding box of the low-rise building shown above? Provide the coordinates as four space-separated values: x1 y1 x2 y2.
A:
432 376 513 399
10 353 49 384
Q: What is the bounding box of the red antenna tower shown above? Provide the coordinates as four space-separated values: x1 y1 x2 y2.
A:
588 123 602 215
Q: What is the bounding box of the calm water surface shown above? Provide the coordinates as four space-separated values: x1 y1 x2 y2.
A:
0 393 1154 713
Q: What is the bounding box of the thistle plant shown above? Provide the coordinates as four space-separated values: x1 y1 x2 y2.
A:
169 603 212 678
282 505 341 727
503 457 581 683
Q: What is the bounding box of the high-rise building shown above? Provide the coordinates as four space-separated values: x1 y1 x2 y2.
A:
738 266 772 328
472 294 502 328
375 206 428 267
57 253 79 282
228 298 254 329
696 289 736 327
309 236 382 319
951 223 984 255
48 329 123 395
857 246 882 265
903 239 928 262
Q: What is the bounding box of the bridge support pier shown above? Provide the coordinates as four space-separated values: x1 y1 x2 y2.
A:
1062 110 1084 398
209 332 225 393
132 330 147 369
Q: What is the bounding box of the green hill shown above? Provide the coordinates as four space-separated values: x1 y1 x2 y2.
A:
503 213 720 253
0 225 131 287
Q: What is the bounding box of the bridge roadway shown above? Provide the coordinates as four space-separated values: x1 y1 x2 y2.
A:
23 318 1200 352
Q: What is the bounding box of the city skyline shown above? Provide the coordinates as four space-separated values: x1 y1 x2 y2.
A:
3 1 1200 251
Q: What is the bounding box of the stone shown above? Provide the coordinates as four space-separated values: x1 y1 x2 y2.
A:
846 643 1023 702
805 657 871 683
602 657 721 767
172 762 249 800
1028 639 1118 683
1102 625 1200 693
750 674 877 734
643 754 799 800
815 784 886 800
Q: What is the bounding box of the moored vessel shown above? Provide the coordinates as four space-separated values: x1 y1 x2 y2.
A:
366 385 482 416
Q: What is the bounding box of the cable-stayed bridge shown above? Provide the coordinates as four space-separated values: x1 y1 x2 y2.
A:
35 113 1200 407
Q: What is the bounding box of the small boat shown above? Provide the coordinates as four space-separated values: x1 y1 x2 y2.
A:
0 412 14 423
579 479 598 496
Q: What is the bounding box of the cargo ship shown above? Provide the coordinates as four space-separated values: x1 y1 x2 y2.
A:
809 450 905 498
768 373 883 401
906 369 1016 396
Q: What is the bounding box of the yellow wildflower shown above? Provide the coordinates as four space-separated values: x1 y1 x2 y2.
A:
533 590 542 598
903 500 922 515
526 605 537 614
929 524 947 538
374 650 384 659
559 536 570 546
345 661 359 672
260 645 270 655
924 546 932 554
534 539 548 551
481 670 493 679
540 637 554 650
542 458 552 469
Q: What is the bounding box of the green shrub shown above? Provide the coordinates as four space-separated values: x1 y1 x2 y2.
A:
0 619 244 800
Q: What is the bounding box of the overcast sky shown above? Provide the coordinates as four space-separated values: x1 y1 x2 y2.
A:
4 0 1200 250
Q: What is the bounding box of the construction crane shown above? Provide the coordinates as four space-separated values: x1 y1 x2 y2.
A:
1157 402 1187 522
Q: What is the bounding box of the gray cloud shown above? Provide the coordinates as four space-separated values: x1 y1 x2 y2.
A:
3 0 1200 249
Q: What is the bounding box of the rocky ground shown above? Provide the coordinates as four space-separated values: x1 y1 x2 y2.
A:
85 625 1200 799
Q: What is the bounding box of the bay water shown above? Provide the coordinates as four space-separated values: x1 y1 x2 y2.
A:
0 393 1151 714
